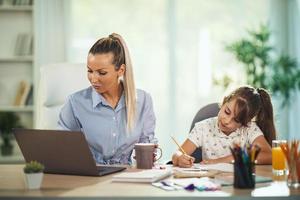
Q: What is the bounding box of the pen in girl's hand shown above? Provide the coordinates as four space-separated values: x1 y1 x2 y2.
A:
171 135 194 165
171 136 187 155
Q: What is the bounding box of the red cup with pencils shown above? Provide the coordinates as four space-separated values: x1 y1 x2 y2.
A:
230 144 261 189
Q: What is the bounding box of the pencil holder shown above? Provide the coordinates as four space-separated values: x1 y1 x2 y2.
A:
231 144 260 189
233 160 255 189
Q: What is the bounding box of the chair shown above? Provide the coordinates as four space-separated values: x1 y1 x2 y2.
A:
36 63 90 129
167 103 220 164
189 103 220 163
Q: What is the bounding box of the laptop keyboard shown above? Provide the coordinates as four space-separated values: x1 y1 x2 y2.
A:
96 166 126 175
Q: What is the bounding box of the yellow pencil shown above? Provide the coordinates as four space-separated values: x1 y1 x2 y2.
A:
171 136 187 155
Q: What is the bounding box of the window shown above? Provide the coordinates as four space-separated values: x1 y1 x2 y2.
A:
66 0 270 161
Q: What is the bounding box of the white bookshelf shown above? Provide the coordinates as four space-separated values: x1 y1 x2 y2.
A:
0 141 24 164
0 5 32 11
0 1 35 129
0 105 34 112
0 0 35 163
0 56 33 62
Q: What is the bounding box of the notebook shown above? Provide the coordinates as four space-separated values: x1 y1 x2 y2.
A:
214 174 272 186
112 169 172 183
193 163 234 173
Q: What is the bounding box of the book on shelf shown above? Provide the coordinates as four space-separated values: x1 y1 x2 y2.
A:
14 80 31 106
25 84 33 105
14 33 33 56
0 0 33 6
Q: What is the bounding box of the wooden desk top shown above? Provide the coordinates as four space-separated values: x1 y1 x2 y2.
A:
0 164 299 199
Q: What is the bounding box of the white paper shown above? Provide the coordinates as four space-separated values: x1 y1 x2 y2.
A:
193 163 233 172
112 169 172 183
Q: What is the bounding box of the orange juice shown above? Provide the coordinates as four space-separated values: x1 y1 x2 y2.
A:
272 147 286 170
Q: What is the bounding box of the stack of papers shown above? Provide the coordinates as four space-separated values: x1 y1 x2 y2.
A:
173 168 220 178
193 163 234 172
171 163 233 178
112 169 172 183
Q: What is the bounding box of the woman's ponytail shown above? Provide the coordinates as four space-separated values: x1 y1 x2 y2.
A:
110 33 137 132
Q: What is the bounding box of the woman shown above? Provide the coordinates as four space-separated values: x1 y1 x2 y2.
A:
58 33 157 165
172 86 275 167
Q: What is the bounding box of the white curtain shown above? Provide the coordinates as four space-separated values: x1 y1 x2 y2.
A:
61 0 271 162
34 0 70 128
35 0 273 161
269 0 300 140
35 0 69 67
288 0 300 139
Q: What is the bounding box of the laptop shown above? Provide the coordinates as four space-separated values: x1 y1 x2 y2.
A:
13 129 126 176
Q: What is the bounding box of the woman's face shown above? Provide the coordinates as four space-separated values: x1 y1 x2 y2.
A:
87 53 124 94
217 99 242 134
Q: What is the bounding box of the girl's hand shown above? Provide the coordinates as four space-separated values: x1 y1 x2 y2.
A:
177 154 195 168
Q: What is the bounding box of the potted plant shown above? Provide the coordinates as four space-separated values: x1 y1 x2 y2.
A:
215 24 300 107
23 161 45 189
0 112 22 156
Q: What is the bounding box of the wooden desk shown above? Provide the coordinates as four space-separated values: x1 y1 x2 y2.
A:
0 164 299 199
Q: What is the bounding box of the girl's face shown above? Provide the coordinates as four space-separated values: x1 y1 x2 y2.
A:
217 99 242 134
87 53 124 94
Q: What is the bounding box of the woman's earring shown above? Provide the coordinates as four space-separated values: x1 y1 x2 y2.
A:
118 76 124 84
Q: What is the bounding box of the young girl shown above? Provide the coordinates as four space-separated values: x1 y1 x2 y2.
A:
172 86 276 167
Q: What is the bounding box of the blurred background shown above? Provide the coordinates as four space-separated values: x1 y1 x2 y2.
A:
0 0 299 163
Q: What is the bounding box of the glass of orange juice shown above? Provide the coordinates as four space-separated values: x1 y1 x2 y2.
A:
272 140 287 176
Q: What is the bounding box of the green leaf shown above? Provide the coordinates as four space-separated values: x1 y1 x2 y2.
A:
24 161 45 174
224 24 300 107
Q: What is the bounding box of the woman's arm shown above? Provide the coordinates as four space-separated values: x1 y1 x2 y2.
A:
172 139 196 167
252 135 272 164
58 95 81 131
139 92 157 143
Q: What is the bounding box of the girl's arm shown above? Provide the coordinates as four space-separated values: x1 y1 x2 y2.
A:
172 139 197 167
200 155 233 164
252 135 272 164
200 135 272 164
